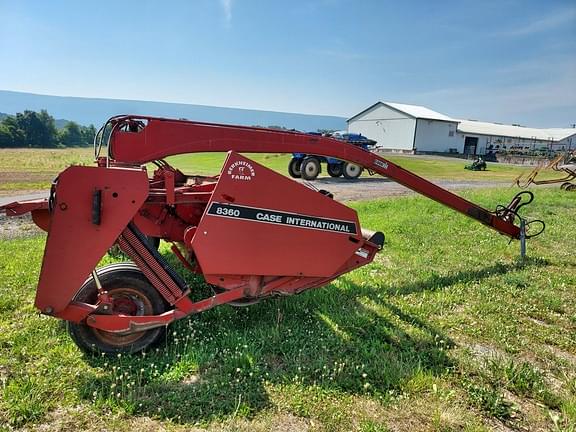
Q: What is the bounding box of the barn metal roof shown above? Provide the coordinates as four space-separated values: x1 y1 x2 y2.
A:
385 102 455 122
347 101 455 122
457 120 576 142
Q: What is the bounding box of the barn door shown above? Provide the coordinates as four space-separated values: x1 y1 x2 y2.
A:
464 137 478 155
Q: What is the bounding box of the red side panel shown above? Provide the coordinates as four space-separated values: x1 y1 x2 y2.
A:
191 152 362 278
35 166 149 313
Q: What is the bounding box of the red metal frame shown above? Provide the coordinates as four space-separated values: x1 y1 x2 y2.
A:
1 114 541 337
107 116 523 238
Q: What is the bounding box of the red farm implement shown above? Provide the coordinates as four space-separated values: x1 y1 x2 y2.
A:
0 115 545 354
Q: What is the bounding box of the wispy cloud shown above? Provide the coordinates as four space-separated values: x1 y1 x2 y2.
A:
492 7 576 37
220 0 233 26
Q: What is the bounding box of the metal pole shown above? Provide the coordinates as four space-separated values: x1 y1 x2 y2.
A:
520 219 526 259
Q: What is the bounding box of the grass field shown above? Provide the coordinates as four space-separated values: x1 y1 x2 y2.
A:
0 187 575 431
0 148 94 193
0 147 552 194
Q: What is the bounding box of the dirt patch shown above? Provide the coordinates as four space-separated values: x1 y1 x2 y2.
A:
464 342 507 361
547 345 576 367
527 317 552 328
0 212 43 240
216 414 311 432
0 171 55 182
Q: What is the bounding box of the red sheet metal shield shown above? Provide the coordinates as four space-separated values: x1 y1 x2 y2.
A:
35 166 149 313
191 152 362 278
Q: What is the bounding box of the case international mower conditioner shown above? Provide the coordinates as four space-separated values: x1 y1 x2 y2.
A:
0 115 545 354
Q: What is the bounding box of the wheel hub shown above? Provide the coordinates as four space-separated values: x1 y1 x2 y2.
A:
93 287 153 347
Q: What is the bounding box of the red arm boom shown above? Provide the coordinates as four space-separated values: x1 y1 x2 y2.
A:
107 116 524 239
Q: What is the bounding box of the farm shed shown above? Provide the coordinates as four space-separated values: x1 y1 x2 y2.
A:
347 102 460 153
348 101 576 156
456 120 576 156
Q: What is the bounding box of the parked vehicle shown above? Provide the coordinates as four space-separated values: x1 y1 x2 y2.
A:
465 157 487 171
288 132 377 180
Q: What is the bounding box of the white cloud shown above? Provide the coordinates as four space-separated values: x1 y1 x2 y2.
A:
220 0 233 25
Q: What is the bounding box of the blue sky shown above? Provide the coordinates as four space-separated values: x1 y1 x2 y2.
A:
0 0 574 127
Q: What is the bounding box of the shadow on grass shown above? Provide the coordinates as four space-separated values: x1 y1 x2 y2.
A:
74 255 547 424
386 256 549 296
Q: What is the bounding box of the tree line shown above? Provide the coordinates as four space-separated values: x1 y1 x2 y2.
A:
0 110 96 148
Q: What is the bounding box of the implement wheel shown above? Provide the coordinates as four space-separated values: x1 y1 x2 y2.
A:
342 162 363 179
327 163 343 178
67 263 167 355
301 157 321 180
288 158 302 178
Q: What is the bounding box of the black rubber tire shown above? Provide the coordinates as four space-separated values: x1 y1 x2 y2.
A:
67 263 168 355
561 182 572 190
327 163 343 177
342 162 363 179
288 158 302 178
301 157 321 180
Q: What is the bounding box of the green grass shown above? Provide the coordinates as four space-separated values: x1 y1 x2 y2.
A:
0 187 575 431
0 182 51 192
0 148 553 193
164 152 535 182
0 148 94 172
383 155 532 181
0 148 94 193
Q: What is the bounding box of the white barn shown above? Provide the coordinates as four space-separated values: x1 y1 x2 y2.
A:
347 102 460 154
348 101 576 156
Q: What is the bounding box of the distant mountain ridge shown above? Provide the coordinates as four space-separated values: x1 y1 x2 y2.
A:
0 90 346 131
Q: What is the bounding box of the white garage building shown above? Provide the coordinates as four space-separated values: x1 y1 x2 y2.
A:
347 102 460 154
347 101 576 156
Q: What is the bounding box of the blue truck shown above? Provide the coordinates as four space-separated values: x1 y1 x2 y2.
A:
288 132 377 180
